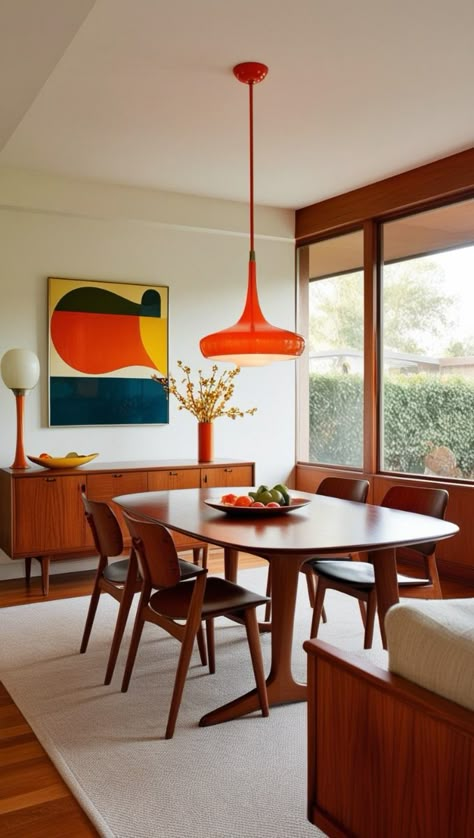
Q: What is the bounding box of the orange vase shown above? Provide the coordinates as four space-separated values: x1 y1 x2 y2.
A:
198 422 214 463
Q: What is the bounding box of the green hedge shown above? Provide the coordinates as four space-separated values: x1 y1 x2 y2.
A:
309 372 474 477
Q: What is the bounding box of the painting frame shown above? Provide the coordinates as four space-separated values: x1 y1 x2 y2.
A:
48 277 169 427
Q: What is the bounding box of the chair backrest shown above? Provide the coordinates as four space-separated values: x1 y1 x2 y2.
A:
81 493 123 558
381 485 449 556
316 476 370 504
122 511 183 589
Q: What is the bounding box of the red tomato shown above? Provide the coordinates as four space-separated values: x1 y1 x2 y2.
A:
266 502 280 508
221 493 238 505
250 501 265 507
234 495 253 507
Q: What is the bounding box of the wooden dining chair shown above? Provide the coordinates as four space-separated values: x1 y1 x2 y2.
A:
264 476 370 622
120 511 270 739
308 485 449 648
80 494 209 685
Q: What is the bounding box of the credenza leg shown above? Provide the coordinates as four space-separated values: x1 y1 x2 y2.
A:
39 557 50 596
25 557 32 585
24 556 50 595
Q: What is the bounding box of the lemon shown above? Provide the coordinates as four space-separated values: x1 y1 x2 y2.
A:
66 451 79 458
257 490 273 505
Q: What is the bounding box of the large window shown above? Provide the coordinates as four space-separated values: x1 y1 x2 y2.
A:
302 230 364 468
296 149 474 484
381 199 474 480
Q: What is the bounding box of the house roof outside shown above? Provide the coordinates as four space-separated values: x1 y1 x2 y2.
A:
310 349 474 377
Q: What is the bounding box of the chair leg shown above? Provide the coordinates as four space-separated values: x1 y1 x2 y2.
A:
121 588 150 692
192 545 209 569
80 564 106 653
196 623 208 667
165 576 207 739
305 568 317 607
363 592 377 649
425 554 443 598
310 578 328 638
358 600 367 627
242 607 269 717
264 565 272 622
377 607 388 651
104 559 140 684
304 569 327 623
206 618 215 674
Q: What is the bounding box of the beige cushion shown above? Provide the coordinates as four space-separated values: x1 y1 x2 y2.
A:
385 598 474 711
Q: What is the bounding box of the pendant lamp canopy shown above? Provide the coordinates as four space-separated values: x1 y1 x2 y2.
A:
200 62 305 367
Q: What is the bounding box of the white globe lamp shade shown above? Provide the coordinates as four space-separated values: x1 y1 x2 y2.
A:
1 348 40 391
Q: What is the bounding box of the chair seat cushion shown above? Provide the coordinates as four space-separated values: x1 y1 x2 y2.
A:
386 598 474 711
300 554 351 573
104 558 199 584
178 558 205 578
310 559 430 589
149 576 269 620
103 558 131 583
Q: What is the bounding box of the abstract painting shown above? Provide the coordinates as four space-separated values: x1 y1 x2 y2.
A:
48 277 169 426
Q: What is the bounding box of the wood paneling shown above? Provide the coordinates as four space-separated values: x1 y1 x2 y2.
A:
295 465 374 502
305 639 474 838
296 148 474 242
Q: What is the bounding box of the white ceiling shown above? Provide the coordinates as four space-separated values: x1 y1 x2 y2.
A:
1 0 473 210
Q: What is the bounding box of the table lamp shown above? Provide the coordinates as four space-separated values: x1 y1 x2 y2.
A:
1 348 40 469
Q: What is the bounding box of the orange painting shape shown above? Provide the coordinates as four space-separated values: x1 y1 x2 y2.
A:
51 310 156 374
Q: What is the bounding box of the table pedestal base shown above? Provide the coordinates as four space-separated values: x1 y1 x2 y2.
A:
199 673 307 727
200 550 307 726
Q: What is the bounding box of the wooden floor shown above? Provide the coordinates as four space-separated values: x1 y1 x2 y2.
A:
0 551 472 837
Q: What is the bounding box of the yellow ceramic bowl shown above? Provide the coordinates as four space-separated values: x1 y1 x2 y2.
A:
27 453 99 469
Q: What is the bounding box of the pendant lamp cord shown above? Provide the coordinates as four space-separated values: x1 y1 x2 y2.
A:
248 81 255 259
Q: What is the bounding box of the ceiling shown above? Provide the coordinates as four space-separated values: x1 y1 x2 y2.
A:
1 0 473 210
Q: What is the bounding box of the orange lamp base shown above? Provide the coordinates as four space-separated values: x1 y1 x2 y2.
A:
11 392 29 469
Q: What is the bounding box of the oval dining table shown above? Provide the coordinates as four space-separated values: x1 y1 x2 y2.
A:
113 487 459 727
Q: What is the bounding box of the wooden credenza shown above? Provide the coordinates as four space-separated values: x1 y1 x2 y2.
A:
0 458 254 593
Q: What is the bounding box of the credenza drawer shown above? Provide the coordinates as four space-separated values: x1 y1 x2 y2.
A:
86 471 148 499
147 469 201 491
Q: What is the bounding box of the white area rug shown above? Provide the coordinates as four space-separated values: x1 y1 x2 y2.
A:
0 567 387 838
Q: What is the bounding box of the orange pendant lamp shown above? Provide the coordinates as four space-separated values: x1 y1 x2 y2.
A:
200 62 305 367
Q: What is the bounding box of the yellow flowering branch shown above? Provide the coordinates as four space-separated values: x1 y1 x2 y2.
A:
152 361 257 422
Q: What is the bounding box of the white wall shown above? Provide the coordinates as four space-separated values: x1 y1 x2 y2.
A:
0 168 299 579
